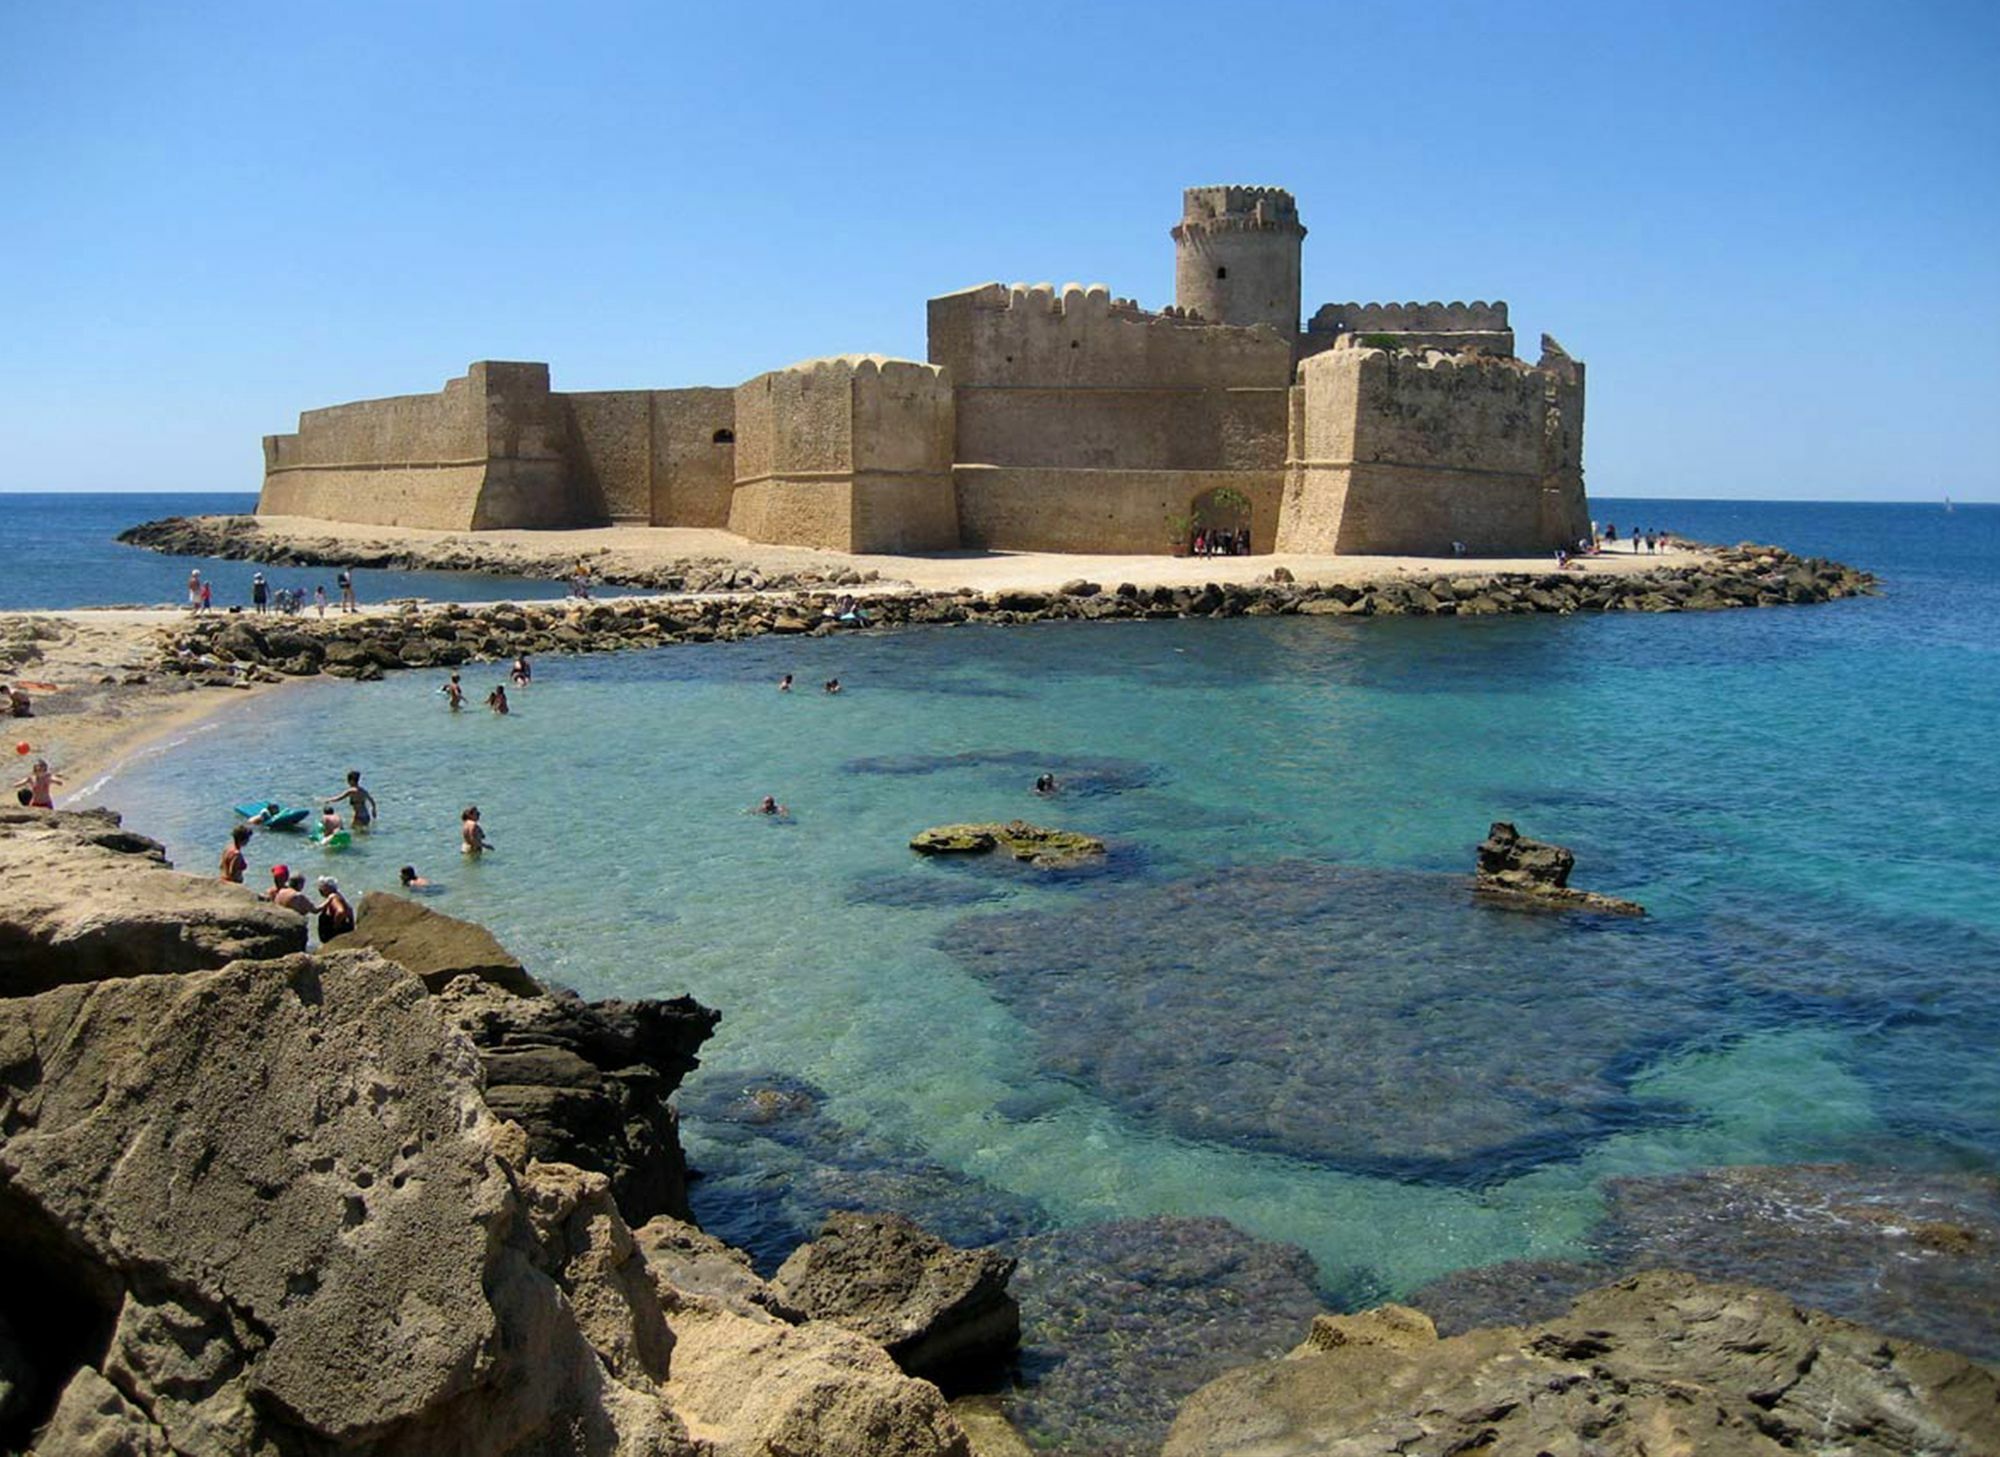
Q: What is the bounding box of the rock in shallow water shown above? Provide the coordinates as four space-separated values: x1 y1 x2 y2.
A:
910 821 1107 869
938 861 1695 1182
1163 1270 2000 1457
771 1211 1021 1391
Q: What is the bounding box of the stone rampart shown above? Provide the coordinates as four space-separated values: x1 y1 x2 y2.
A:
929 283 1291 475
954 467 1282 554
1277 346 1583 556
564 387 736 526
729 356 958 553
260 362 586 531
1307 302 1510 334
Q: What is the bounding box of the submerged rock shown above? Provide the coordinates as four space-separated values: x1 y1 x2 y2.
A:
771 1212 1020 1391
910 821 1106 869
0 806 305 995
677 1070 1050 1271
999 1216 1325 1457
1163 1270 2000 1456
1472 819 1645 915
1596 1163 2000 1365
938 861 1690 1182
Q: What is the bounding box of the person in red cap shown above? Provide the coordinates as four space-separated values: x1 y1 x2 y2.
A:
259 864 290 902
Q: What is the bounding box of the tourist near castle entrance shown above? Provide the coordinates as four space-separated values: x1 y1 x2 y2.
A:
255 187 1589 562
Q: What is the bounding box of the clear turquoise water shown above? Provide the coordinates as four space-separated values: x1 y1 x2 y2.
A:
85 500 2000 1298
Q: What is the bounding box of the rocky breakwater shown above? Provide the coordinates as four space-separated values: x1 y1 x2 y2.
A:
1163 1271 2000 1456
0 810 984 1456
118 515 889 595
147 545 1879 687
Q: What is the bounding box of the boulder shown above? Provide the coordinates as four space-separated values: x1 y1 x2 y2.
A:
0 807 305 996
0 949 697 1455
909 821 1105 869
329 890 543 996
633 1216 804 1324
653 1282 972 1457
1162 1271 2000 1457
770 1212 1019 1389
1472 821 1644 916
436 978 720 1226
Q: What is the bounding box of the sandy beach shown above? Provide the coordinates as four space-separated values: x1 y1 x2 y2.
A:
10 520 1704 797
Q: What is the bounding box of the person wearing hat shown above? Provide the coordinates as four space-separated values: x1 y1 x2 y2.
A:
315 877 354 944
259 863 289 902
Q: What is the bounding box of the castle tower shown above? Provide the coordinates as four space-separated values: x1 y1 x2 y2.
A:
1172 186 1305 342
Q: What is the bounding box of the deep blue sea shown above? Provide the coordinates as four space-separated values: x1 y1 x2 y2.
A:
0 492 569 608
57 495 2000 1305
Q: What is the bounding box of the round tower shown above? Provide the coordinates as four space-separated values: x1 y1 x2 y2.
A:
1171 186 1306 340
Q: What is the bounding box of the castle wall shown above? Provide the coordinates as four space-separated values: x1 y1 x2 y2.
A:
930 284 1289 467
955 467 1283 555
259 362 582 531
1277 346 1581 556
563 388 736 526
1299 302 1515 363
728 357 957 553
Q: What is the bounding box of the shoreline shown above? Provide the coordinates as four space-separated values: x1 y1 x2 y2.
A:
12 518 1875 796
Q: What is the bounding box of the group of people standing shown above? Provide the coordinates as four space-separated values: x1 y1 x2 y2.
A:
216 767 484 943
1190 525 1251 556
190 567 358 616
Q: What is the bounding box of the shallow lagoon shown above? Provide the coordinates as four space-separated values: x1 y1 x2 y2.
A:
95 503 2000 1306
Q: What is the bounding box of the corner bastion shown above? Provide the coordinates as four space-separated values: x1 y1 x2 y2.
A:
728 356 958 554
256 187 1591 558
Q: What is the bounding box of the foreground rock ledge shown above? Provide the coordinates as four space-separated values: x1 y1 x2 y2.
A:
1162 1270 2000 1456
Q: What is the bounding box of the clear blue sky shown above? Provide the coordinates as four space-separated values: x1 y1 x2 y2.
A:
3 0 1995 500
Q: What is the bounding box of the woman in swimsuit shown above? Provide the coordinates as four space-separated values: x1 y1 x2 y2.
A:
461 806 492 856
315 878 355 943
219 825 252 883
323 770 377 829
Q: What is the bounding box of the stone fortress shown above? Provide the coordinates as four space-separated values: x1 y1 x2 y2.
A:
259 187 1590 556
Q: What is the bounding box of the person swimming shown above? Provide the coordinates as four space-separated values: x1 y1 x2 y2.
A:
461 806 492 856
778 674 793 692
1034 773 1058 795
822 678 842 695
487 685 510 715
754 795 789 816
399 864 438 892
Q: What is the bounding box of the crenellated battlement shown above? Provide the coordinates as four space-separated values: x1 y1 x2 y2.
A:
938 281 1211 325
770 353 949 385
1307 301 1510 335
1175 186 1304 236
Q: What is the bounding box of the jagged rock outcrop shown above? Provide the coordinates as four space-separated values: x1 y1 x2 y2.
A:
908 822 1105 869
436 976 720 1227
648 1263 972 1457
1161 1270 2000 1456
770 1212 1020 1389
330 890 544 995
634 1217 804 1325
1473 820 1644 915
0 807 305 995
0 948 700 1455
